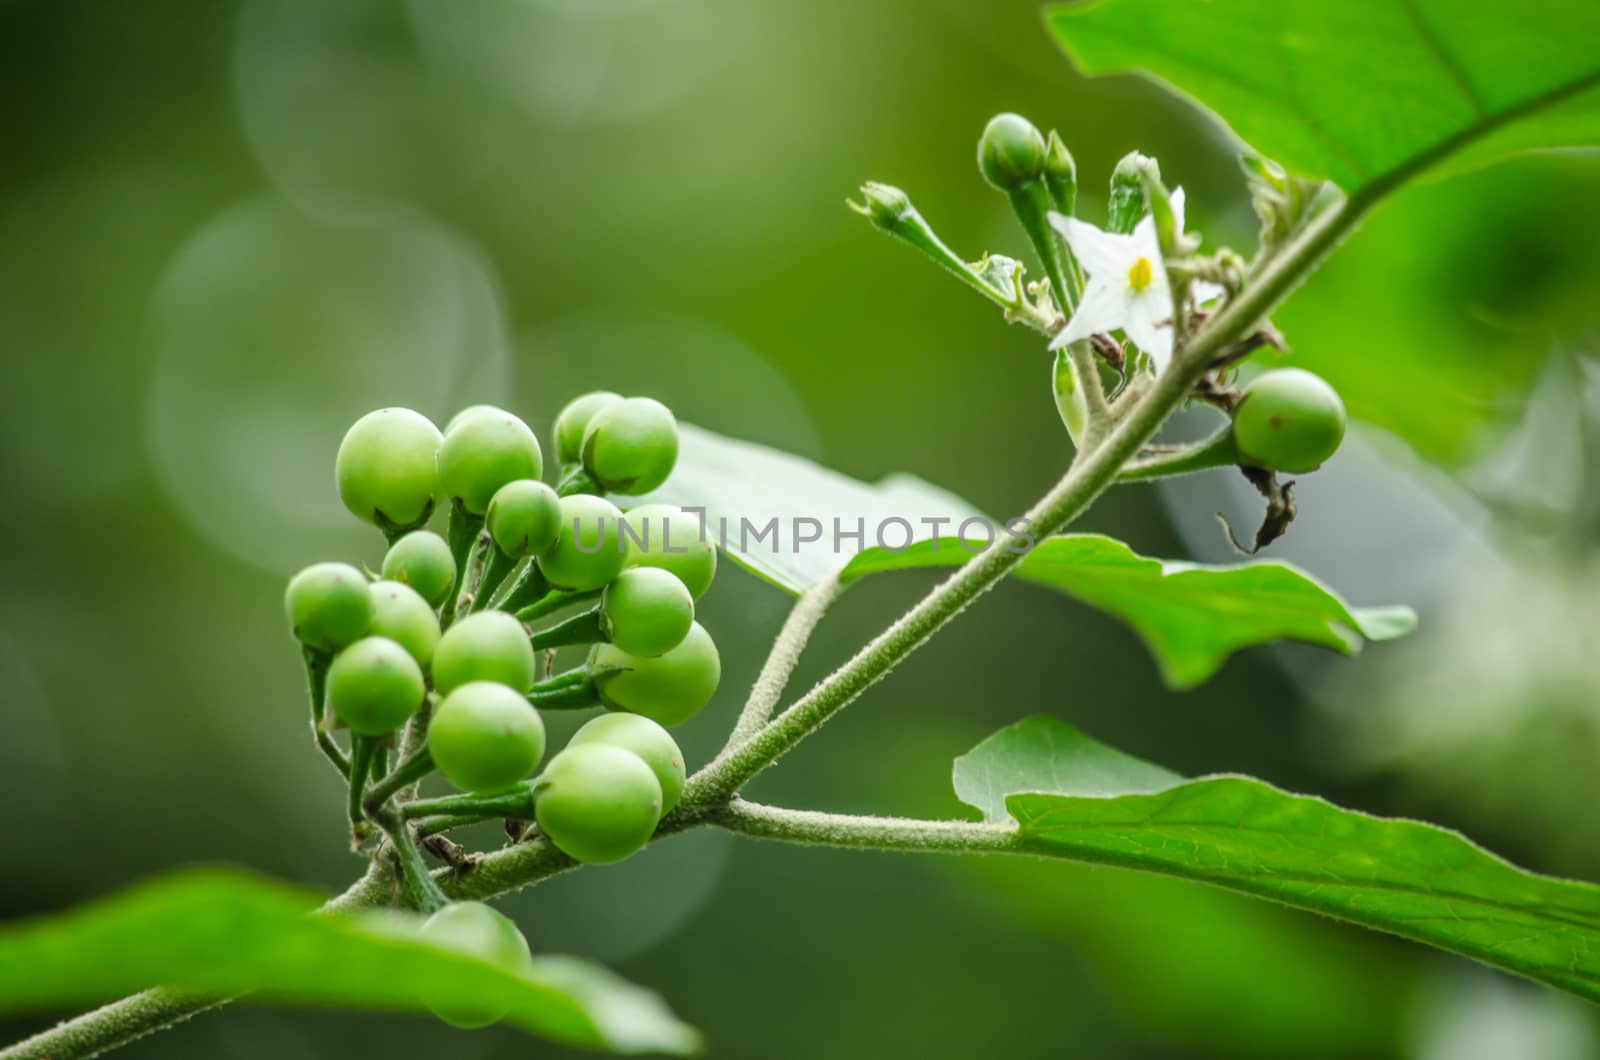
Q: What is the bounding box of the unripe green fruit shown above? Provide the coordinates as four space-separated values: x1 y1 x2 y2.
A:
622 504 717 599
335 408 442 529
368 580 441 667
591 621 720 727
437 406 544 515
534 744 662 864
380 531 455 607
444 404 502 434
579 397 678 495
1232 368 1347 474
326 636 425 735
601 568 694 657
486 479 562 558
552 391 623 466
419 901 532 1028
977 113 1046 192
285 562 373 653
537 494 627 591
429 681 546 793
431 611 537 695
569 712 685 814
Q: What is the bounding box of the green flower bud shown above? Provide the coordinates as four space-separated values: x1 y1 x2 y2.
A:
1043 130 1077 215
579 397 679 495
431 610 537 695
537 494 627 591
285 562 373 653
429 681 546 794
601 567 694 657
437 406 544 515
1108 150 1158 235
380 531 455 608
977 113 1046 192
367 580 441 668
568 712 685 815
1232 368 1347 474
420 901 532 1028
591 621 720 727
850 182 914 231
534 744 662 864
326 636 426 735
335 408 442 530
486 479 562 558
621 504 717 599
552 391 623 467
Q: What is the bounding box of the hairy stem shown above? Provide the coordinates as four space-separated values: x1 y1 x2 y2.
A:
685 188 1372 805
711 800 1021 854
723 575 843 748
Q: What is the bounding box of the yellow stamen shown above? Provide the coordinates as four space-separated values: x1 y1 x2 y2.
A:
1127 256 1153 292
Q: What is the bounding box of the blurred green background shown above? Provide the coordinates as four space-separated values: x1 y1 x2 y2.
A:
3 1 1599 1057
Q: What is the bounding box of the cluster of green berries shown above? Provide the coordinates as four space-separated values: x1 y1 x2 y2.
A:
285 392 722 886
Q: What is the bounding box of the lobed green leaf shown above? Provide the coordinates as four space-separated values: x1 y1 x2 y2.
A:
1046 0 1600 190
844 534 1415 688
956 717 1600 1003
0 868 699 1055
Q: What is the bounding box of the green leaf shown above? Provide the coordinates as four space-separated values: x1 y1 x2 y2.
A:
0 867 699 1055
843 534 1416 688
956 717 1600 1003
637 422 985 594
1046 0 1600 190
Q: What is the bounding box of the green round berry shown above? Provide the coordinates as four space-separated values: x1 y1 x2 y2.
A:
368 580 441 667
326 636 425 735
621 504 716 599
285 562 373 653
553 390 623 467
1232 368 1347 474
536 494 626 591
534 743 662 864
431 611 537 695
419 901 532 1028
568 712 685 815
444 404 502 434
335 408 442 529
380 530 455 608
486 479 562 558
590 621 720 727
437 406 544 515
601 568 694 657
579 397 678 495
429 681 546 793
977 113 1046 192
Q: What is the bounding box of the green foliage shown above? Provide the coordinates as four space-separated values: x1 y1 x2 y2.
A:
956 717 1600 1002
1046 0 1600 190
0 868 698 1054
845 534 1413 687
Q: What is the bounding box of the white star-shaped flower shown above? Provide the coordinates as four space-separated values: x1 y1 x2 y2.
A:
1048 187 1219 373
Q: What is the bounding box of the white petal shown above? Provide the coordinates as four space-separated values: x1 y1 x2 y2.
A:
1123 303 1174 373
1058 216 1135 282
1192 279 1226 305
1168 186 1186 234
1049 280 1128 350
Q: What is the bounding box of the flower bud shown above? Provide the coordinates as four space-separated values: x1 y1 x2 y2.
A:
1108 150 1159 235
977 113 1046 192
849 182 913 231
1043 130 1077 216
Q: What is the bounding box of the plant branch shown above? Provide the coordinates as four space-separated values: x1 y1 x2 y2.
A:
723 575 843 749
710 800 1020 854
684 187 1374 805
